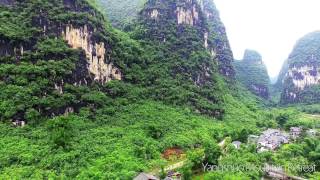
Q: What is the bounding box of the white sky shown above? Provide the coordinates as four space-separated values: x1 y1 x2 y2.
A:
214 0 320 78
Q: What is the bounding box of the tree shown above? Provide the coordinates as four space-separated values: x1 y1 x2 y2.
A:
47 116 75 149
276 113 290 127
181 162 193 180
203 141 221 165
187 149 205 169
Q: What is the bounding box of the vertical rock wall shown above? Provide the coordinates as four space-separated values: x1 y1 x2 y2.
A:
62 25 122 84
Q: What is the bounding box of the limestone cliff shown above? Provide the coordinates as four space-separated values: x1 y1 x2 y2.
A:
233 50 270 99
62 25 121 84
279 31 320 104
0 0 122 85
200 0 234 78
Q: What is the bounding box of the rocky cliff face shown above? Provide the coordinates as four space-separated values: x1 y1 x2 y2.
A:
200 0 234 78
140 0 234 79
234 50 270 99
279 31 320 104
0 0 121 85
62 25 121 84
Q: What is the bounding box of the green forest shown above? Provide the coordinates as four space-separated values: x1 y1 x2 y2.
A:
0 0 319 179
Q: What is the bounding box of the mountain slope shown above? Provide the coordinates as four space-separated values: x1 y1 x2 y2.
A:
278 31 320 104
138 0 234 78
234 50 270 99
0 0 279 179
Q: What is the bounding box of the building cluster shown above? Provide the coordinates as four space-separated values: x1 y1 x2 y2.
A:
134 171 181 180
255 127 317 152
257 129 290 152
134 127 318 179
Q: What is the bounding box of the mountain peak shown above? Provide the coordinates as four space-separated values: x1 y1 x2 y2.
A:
234 50 270 99
140 0 235 78
243 49 263 63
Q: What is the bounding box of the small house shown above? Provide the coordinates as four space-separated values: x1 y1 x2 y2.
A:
257 129 289 152
12 120 26 127
232 141 242 149
134 173 158 180
307 129 317 137
165 171 182 180
290 127 302 139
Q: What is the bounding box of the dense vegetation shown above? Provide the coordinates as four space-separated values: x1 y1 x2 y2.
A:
281 31 320 67
0 0 319 179
96 0 146 29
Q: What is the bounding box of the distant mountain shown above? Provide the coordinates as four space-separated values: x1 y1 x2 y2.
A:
233 50 270 99
97 0 146 28
278 31 320 104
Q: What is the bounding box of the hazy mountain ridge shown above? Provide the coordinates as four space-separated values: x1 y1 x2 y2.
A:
234 50 270 99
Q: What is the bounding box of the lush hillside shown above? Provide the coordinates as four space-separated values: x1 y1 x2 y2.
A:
0 0 258 178
96 0 146 28
278 31 320 104
138 0 234 78
234 50 270 99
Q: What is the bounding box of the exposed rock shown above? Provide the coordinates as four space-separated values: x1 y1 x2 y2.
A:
150 9 159 19
250 84 269 99
176 4 199 26
204 32 208 49
62 25 122 84
54 81 64 95
0 39 24 61
12 120 26 127
64 107 74 116
286 65 320 90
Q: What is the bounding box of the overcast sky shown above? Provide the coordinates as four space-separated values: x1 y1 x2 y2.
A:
214 0 320 78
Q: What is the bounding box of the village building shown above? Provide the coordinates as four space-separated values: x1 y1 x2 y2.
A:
232 141 242 149
257 129 289 152
164 171 182 180
134 173 158 180
306 129 317 137
290 127 302 139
